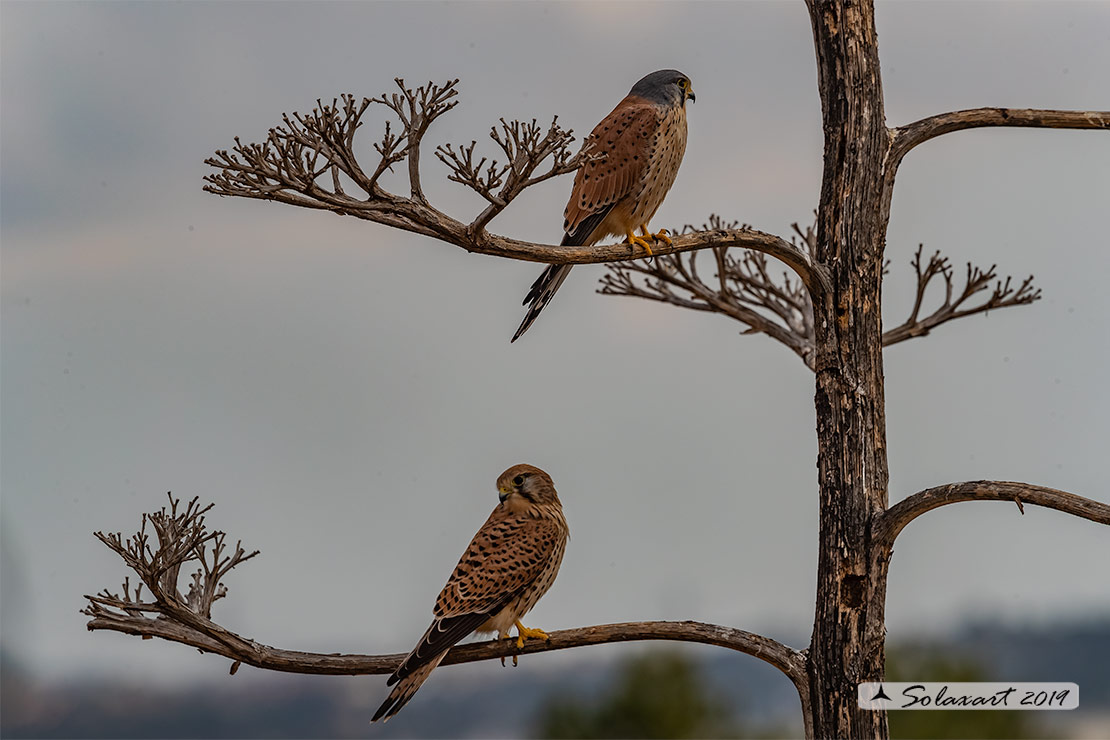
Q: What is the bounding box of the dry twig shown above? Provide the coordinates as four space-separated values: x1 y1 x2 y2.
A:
83 493 258 626
437 116 579 232
883 245 1041 346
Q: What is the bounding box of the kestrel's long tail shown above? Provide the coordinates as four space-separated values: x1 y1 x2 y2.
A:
511 264 573 343
511 204 612 343
371 651 447 723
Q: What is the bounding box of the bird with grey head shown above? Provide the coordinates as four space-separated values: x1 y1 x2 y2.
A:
512 69 695 342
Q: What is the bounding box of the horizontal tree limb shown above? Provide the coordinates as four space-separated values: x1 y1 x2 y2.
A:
85 614 808 687
873 480 1110 554
890 107 1110 164
491 228 829 294
205 179 829 298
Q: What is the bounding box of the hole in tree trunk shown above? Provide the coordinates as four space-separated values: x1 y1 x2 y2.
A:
843 574 866 607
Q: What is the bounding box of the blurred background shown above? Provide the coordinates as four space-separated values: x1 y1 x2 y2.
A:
2 1 1108 737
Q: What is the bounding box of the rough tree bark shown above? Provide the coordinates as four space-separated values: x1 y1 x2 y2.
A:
806 1 893 736
85 2 1109 738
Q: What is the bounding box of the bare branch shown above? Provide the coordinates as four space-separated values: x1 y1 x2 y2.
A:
370 78 460 203
890 107 1110 166
84 493 259 653
436 140 509 204
85 613 808 689
369 119 407 191
883 245 1041 346
599 214 1040 369
203 82 825 295
437 117 580 233
873 481 1110 555
600 215 820 366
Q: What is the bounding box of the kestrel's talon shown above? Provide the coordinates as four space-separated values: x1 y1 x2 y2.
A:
500 641 515 668
511 622 549 667
625 230 655 257
507 620 549 667
640 225 673 249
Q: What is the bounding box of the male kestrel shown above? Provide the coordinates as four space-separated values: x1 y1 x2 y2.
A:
371 464 569 722
511 69 695 342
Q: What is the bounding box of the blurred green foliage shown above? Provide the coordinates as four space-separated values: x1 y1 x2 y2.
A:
532 650 744 739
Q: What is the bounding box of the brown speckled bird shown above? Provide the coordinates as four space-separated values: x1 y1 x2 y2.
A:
512 69 695 342
371 464 569 722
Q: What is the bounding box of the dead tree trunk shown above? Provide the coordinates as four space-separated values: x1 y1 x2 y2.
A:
807 1 892 736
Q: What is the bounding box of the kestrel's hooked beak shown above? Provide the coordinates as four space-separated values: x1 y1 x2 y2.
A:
498 486 511 503
686 89 696 104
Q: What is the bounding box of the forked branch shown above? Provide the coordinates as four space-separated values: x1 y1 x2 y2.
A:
883 245 1040 346
873 481 1110 556
437 117 579 232
371 79 460 202
601 216 819 368
85 495 809 714
202 79 823 293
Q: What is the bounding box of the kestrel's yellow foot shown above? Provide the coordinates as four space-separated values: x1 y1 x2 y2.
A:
515 620 551 647
651 228 673 247
638 224 674 249
624 230 655 256
509 621 550 666
499 626 545 668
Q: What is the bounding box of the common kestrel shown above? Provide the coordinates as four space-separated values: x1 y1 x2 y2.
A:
371 464 569 722
511 69 695 342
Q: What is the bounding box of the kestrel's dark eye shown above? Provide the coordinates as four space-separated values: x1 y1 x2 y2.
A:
512 475 525 487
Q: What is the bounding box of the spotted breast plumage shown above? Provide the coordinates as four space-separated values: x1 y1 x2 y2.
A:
512 69 695 342
371 464 569 722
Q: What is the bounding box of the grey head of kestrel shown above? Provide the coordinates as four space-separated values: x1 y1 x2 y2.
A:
512 69 695 342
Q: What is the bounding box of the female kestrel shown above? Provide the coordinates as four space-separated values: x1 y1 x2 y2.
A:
512 69 695 342
371 464 569 722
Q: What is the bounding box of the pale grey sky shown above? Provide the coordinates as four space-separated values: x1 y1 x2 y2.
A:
2 0 1108 695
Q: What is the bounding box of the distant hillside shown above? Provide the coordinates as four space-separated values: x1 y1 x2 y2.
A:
3 619 1107 739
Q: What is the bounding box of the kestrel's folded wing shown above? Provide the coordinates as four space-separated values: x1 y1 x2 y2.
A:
387 516 564 685
563 100 664 244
